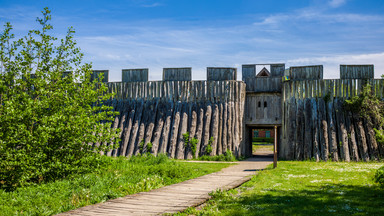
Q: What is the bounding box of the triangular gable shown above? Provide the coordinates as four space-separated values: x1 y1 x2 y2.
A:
256 67 270 77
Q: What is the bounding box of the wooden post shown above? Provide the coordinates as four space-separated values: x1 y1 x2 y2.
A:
274 125 277 168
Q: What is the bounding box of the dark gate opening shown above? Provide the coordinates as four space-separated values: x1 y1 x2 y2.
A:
248 126 275 158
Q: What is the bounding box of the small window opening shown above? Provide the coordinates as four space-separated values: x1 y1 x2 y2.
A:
264 101 267 107
258 101 261 107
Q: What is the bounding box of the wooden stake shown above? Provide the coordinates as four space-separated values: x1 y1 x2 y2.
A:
274 125 278 168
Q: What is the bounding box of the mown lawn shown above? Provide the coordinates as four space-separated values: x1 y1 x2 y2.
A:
0 155 231 216
176 161 384 216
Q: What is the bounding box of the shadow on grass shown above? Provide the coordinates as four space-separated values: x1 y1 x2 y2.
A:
214 184 384 216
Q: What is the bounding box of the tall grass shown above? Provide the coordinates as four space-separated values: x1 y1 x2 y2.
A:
0 154 230 216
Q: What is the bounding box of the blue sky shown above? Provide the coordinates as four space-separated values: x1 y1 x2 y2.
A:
1 0 384 81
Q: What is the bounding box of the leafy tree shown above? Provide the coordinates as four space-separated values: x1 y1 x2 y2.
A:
0 8 120 190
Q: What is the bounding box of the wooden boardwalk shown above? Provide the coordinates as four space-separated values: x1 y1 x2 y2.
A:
59 158 272 216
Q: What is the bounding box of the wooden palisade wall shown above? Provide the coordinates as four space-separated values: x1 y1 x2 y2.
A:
281 78 384 161
102 80 246 159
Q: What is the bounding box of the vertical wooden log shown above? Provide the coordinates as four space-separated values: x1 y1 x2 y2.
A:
151 101 166 156
295 99 304 160
364 117 379 160
335 99 350 161
185 103 197 159
106 99 120 156
311 98 320 162
201 104 212 155
120 100 135 157
194 103 205 158
126 100 144 157
158 101 174 154
168 101 182 158
222 102 228 153
318 98 329 161
113 100 127 157
217 103 223 155
304 98 313 160
143 99 159 154
353 114 370 161
327 99 339 161
346 111 359 161
228 101 235 152
176 102 189 159
210 104 219 156
288 98 297 160
134 100 152 155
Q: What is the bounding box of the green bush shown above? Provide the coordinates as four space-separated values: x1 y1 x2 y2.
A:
197 150 237 162
0 8 120 190
374 166 384 186
182 132 198 158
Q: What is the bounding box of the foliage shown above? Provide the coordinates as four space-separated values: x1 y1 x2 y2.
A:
138 139 145 154
205 137 214 155
344 84 384 148
374 166 384 187
344 84 384 127
146 142 153 154
0 155 231 215
175 162 384 216
0 8 120 190
197 150 237 162
182 132 198 158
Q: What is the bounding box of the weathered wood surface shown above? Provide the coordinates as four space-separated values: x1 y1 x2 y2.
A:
244 77 282 92
207 67 237 81
289 65 323 80
122 69 148 82
283 79 384 100
340 65 374 79
163 68 192 81
282 94 383 161
241 64 285 80
58 158 272 216
100 81 246 158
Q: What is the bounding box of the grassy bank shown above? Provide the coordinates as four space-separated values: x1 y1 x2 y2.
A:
0 155 231 216
177 161 384 216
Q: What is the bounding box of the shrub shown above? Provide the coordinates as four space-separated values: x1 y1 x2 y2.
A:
374 166 384 187
0 8 120 190
182 132 198 158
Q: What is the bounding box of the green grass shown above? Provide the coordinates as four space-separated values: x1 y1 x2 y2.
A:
252 143 274 153
0 154 231 216
175 161 384 216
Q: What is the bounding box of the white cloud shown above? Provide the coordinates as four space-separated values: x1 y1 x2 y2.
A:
329 0 347 8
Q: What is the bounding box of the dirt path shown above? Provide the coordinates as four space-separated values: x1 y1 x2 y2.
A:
58 157 272 216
